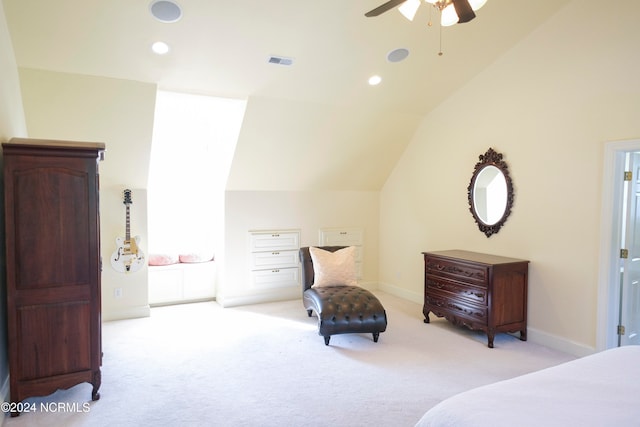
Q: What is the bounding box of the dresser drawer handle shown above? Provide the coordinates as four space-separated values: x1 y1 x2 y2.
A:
272 252 280 255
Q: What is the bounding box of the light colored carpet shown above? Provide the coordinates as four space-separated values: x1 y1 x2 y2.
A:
4 292 575 427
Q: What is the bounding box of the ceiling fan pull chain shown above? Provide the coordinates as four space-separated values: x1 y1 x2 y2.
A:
438 16 444 56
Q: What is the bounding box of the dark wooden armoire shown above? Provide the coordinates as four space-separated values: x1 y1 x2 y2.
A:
3 138 104 413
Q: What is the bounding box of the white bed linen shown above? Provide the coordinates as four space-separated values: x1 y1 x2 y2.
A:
416 345 640 427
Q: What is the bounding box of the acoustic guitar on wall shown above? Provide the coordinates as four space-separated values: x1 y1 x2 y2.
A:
111 189 145 273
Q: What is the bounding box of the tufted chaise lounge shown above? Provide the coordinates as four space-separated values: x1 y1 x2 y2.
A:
300 246 388 345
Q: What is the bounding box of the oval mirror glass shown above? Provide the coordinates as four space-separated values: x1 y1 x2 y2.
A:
467 148 514 237
473 165 507 225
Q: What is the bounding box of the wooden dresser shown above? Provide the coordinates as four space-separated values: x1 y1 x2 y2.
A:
3 138 104 413
422 250 529 348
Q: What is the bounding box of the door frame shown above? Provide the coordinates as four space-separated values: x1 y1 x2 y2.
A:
597 138 640 350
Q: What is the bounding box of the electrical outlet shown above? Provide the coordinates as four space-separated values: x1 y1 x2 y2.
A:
114 288 123 298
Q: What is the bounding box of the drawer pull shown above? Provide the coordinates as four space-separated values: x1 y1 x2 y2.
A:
272 269 280 273
272 252 280 255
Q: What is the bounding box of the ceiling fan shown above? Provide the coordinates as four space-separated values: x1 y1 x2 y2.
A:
365 0 487 26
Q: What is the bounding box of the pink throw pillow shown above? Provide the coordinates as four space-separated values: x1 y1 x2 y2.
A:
179 253 213 263
148 253 179 266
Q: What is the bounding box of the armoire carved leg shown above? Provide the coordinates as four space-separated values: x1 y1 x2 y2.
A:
92 370 102 401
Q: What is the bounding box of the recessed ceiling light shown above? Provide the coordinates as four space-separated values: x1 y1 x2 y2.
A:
152 41 170 55
368 75 382 86
150 0 182 23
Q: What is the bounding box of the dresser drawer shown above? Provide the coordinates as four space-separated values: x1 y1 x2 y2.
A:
425 256 488 286
251 267 300 289
319 228 364 246
425 293 487 323
426 276 488 305
250 250 299 270
250 231 300 252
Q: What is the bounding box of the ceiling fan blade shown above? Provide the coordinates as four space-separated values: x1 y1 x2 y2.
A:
452 0 476 23
365 0 408 17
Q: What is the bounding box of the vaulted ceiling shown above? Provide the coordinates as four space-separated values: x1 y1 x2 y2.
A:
3 0 570 190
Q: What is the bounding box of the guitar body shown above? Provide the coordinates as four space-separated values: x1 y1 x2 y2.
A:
111 189 145 273
110 235 145 273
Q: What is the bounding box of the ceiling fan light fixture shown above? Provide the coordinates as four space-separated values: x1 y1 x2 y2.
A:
468 0 487 11
439 0 478 26
452 0 476 23
440 4 459 26
398 0 421 21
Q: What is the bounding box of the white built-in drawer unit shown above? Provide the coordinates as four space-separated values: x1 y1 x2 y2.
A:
319 228 364 279
249 230 300 289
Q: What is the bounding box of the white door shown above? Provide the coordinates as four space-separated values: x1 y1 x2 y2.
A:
619 152 640 346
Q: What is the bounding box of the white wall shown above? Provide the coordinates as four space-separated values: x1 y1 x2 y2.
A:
18 68 157 321
220 190 379 306
379 0 640 356
0 5 25 142
227 96 421 191
0 0 27 413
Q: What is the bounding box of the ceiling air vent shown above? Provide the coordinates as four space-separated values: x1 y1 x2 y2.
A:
268 56 294 66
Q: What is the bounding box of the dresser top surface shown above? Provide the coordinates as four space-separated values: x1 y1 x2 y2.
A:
422 250 529 265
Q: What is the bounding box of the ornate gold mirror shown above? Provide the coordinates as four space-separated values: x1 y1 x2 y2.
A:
467 148 514 237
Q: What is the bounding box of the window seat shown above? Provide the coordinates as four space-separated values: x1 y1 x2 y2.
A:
148 259 216 306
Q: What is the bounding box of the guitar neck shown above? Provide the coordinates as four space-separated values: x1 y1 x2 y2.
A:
125 204 131 241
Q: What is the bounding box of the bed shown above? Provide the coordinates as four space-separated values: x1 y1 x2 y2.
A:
415 345 640 427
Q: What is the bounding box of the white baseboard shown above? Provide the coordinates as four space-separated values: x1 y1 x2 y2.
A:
527 327 595 357
102 304 151 322
218 287 299 308
218 281 378 308
355 280 377 291
379 281 594 358
378 281 422 304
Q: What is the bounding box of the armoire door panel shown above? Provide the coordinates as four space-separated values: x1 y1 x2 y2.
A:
16 301 92 381
13 168 91 289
